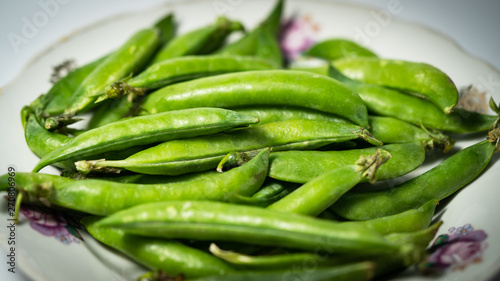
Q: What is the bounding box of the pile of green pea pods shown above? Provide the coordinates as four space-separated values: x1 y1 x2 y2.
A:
2 0 500 280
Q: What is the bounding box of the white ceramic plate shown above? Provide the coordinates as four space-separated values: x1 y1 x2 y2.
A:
0 1 499 280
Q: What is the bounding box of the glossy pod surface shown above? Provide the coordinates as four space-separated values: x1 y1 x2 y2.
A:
352 82 498 133
65 28 161 115
269 142 424 184
90 119 381 175
140 70 369 127
127 55 278 90
32 108 258 172
82 217 234 278
332 139 497 220
98 200 402 255
334 57 459 114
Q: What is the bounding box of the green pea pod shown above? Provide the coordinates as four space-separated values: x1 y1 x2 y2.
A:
97 200 403 255
64 27 161 115
84 119 381 175
153 13 176 45
306 38 378 60
32 108 258 172
233 106 349 125
267 149 391 216
16 149 269 215
343 199 438 235
291 60 498 133
100 55 279 101
140 70 369 127
151 16 243 64
254 26 283 67
332 132 500 220
269 142 425 184
229 183 297 207
86 13 177 129
216 0 283 57
0 172 74 192
188 260 374 281
22 107 73 169
370 221 443 278
333 57 459 114
82 216 234 278
349 81 498 133
87 97 135 130
368 116 454 152
208 208 438 271
29 54 109 118
252 178 300 199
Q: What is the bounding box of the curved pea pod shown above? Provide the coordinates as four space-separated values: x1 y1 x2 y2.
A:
333 57 459 114
350 82 499 134
332 131 500 220
216 0 283 57
99 55 279 101
191 257 374 281
87 97 136 129
83 119 381 176
32 108 258 172
140 70 369 127
269 142 425 184
151 16 243 64
0 172 74 193
19 149 269 215
97 200 404 256
81 216 234 278
344 199 438 235
22 108 73 169
29 54 108 118
153 13 176 46
306 38 377 60
267 149 391 216
64 27 161 115
233 105 349 125
370 221 443 278
368 116 454 152
229 179 298 207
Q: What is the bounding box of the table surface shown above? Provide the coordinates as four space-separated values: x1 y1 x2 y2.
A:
1 0 499 280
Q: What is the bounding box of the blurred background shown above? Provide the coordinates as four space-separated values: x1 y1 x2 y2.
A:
0 0 499 280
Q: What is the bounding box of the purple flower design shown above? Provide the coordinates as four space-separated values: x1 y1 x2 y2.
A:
20 206 82 245
280 15 319 62
424 224 488 273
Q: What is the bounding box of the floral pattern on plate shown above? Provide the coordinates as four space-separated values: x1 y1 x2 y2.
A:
423 224 488 273
280 15 320 62
20 205 84 245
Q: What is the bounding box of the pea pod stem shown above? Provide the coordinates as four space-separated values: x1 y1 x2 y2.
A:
333 132 499 220
82 216 234 278
267 149 391 216
151 16 243 64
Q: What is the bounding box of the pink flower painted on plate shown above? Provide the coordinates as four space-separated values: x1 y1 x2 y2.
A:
423 223 488 273
280 15 319 62
20 206 82 245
